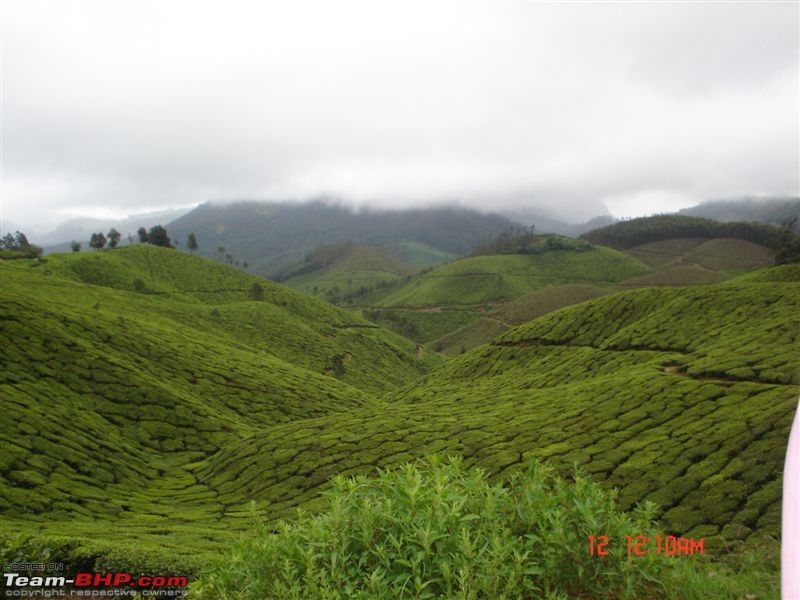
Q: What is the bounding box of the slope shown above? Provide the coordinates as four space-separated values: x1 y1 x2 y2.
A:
372 245 648 307
280 243 416 303
192 276 799 554
165 200 512 277
353 241 650 345
0 247 441 571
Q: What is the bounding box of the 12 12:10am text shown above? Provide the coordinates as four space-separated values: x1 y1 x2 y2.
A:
588 535 705 556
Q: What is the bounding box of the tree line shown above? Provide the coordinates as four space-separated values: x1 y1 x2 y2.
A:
0 231 43 258
579 215 791 252
470 226 593 257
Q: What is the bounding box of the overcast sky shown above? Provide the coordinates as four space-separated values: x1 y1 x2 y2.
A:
1 0 798 234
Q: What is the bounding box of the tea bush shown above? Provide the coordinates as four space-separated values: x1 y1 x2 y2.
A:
194 456 675 599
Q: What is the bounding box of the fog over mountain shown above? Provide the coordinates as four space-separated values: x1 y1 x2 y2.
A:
2 1 798 235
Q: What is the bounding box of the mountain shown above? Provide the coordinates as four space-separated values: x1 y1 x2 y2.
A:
164 200 516 278
678 197 800 226
501 208 615 236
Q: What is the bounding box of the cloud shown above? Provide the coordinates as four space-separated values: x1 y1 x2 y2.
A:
2 0 798 232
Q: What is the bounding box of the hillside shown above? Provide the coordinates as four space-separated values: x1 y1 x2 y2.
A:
279 242 416 303
3 247 797 588
351 240 650 346
164 200 512 277
191 280 800 553
0 247 441 571
581 214 786 251
678 197 799 226
371 243 649 307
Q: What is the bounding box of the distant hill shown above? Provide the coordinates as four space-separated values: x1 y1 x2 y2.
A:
678 197 799 226
280 242 418 303
353 236 650 345
498 209 615 236
371 240 649 308
165 200 515 278
364 226 778 352
580 214 786 250
40 207 193 252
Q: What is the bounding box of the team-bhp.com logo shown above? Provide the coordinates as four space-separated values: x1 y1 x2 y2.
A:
3 572 188 597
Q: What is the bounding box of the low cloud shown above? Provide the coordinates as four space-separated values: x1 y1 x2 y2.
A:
2 0 798 233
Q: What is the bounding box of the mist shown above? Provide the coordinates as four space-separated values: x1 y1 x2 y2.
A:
2 0 798 234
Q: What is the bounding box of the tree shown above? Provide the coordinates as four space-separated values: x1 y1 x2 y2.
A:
775 216 800 265
70 241 81 252
147 225 173 248
1 231 30 251
89 232 107 250
137 227 149 243
187 233 198 254
249 282 264 300
107 228 121 249
0 231 42 258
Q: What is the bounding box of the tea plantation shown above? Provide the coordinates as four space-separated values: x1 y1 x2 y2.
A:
1 247 797 597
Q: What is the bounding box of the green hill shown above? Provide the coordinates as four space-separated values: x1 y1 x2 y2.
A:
581 215 786 251
279 242 417 303
349 241 649 345
0 247 441 572
2 247 797 593
191 281 800 553
371 244 650 307
418 236 776 353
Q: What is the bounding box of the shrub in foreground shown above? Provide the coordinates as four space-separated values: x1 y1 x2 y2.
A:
194 456 683 599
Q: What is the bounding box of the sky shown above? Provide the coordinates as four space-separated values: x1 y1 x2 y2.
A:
1 0 798 234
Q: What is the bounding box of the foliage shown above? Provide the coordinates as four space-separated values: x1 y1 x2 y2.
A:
249 282 264 300
70 240 81 252
471 229 593 257
89 232 107 250
146 225 173 248
1 230 43 258
194 456 777 600
187 232 199 254
774 216 800 265
581 215 786 250
107 228 122 249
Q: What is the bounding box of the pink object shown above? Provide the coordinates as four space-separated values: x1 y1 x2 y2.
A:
783 399 800 599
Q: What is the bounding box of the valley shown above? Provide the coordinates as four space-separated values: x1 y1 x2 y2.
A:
1 213 798 598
